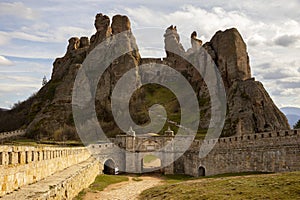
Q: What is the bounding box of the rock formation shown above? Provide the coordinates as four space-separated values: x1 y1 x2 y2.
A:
161 26 289 136
0 13 290 139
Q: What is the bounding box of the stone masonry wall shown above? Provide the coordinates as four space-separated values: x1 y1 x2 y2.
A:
0 145 90 196
1 157 99 200
0 130 25 140
45 157 99 200
183 129 300 176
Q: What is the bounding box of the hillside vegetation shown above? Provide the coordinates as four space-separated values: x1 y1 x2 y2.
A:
139 171 300 200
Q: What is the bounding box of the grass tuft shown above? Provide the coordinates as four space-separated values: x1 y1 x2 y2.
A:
140 171 300 200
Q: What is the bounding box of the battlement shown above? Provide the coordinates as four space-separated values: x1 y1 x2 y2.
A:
183 129 300 177
192 129 300 149
0 145 91 197
0 145 88 166
0 130 25 140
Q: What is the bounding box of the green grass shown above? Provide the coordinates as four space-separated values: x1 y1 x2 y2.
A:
2 138 45 146
74 190 87 200
142 84 210 138
163 174 195 184
74 174 129 200
89 174 129 192
163 172 271 184
143 155 159 163
140 171 300 200
3 138 83 147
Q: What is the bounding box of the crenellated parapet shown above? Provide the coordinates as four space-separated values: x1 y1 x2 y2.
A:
190 129 300 151
182 129 300 177
0 130 25 140
0 145 90 197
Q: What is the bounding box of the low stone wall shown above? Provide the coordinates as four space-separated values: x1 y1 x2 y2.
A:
1 157 99 200
0 145 90 197
45 157 99 200
0 130 25 140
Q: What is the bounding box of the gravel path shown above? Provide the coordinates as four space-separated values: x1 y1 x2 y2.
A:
83 175 163 200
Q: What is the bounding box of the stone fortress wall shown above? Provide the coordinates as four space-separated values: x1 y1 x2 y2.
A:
182 129 300 176
89 129 300 177
1 129 299 198
0 145 92 197
0 130 25 140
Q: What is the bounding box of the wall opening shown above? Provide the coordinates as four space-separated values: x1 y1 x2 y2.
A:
142 155 161 173
25 151 28 164
198 166 205 176
18 152 21 164
0 152 2 165
103 159 117 175
8 152 12 165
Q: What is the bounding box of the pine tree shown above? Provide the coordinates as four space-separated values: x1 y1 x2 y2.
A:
294 119 300 129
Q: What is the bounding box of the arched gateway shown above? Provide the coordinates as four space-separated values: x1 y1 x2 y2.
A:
198 166 205 176
103 159 117 175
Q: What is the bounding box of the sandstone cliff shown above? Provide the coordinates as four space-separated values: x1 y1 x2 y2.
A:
0 13 290 139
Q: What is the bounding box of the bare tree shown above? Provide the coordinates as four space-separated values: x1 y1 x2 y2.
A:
42 75 48 86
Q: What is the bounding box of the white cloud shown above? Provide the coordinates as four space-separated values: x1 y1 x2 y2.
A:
0 83 40 93
247 34 267 47
0 75 40 83
274 34 300 47
0 32 10 46
0 56 14 66
0 2 38 20
0 2 299 108
124 5 256 41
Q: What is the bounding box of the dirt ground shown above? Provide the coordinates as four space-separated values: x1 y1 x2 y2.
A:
83 175 163 200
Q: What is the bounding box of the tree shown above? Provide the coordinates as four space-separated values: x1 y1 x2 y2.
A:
294 119 300 129
42 75 48 86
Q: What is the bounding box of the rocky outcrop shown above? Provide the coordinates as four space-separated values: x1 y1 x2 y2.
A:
207 28 251 88
25 13 144 138
161 26 289 136
206 28 288 135
0 13 289 138
191 31 202 49
89 13 111 51
224 79 290 135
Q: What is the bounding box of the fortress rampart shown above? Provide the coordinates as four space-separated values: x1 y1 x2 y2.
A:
0 130 25 140
1 129 300 198
0 145 91 196
182 129 300 176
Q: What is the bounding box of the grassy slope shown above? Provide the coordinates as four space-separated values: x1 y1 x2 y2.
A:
140 171 300 200
142 84 208 139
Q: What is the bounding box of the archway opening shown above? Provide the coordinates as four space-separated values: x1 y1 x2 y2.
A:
103 159 117 175
142 155 161 173
198 166 205 176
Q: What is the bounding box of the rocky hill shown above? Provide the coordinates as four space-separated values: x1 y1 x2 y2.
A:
0 13 290 139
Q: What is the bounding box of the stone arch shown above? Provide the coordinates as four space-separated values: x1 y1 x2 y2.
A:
103 159 117 175
198 166 206 176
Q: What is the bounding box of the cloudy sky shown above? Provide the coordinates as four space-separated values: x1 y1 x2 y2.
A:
0 0 299 109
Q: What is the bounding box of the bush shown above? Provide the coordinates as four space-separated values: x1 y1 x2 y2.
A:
53 125 79 141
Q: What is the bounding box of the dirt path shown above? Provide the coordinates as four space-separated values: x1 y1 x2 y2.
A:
83 175 163 200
